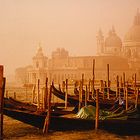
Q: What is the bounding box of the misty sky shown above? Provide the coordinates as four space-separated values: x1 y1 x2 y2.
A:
0 0 140 76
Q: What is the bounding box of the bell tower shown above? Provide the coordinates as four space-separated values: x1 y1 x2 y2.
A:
32 43 48 69
29 43 48 85
133 8 140 26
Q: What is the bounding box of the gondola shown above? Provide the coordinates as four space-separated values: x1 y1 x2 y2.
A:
3 107 140 135
52 85 133 109
4 97 76 116
4 97 37 112
74 86 136 99
104 88 136 95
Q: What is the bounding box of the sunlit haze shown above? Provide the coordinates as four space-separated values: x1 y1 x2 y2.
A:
0 0 139 76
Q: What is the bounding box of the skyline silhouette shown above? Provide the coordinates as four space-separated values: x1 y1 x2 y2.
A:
0 0 139 76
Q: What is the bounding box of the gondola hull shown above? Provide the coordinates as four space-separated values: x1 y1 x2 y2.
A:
3 108 140 135
53 86 121 109
4 97 37 112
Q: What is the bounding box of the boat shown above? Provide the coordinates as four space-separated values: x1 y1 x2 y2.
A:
3 107 140 135
4 97 37 112
74 86 136 99
52 85 133 109
4 97 76 116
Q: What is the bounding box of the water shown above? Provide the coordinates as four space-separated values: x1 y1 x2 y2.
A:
3 116 140 140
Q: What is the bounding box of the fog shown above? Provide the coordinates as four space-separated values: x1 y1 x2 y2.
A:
0 0 139 76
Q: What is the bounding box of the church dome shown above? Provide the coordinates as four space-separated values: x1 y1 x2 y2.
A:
124 9 140 43
105 27 122 48
124 26 140 42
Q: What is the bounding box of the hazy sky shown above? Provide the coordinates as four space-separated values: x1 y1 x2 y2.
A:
0 0 140 76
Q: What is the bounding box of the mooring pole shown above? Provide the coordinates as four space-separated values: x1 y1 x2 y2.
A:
116 75 119 98
0 66 4 140
134 73 136 95
43 84 52 133
119 76 121 98
122 73 126 98
13 92 16 100
100 80 104 100
135 88 139 108
125 86 128 110
62 81 65 92
102 81 105 100
120 76 123 88
32 84 36 103
92 59 95 98
107 64 110 99
6 90 8 98
100 80 103 92
95 89 99 130
65 79 68 109
85 85 87 106
88 79 91 100
78 81 82 111
37 79 40 110
44 78 48 110
81 73 84 101
123 72 125 87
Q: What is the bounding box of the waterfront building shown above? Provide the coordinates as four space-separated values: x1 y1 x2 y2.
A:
15 10 140 86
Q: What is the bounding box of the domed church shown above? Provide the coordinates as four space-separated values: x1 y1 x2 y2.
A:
15 9 140 86
97 9 140 71
123 9 140 69
97 26 122 56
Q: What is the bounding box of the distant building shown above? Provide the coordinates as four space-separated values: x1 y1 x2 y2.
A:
15 10 140 86
123 9 140 70
97 26 122 56
27 46 48 85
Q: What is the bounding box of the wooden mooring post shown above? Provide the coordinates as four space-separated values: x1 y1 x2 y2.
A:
65 79 68 109
13 92 16 100
43 85 53 133
59 84 61 91
125 86 128 110
62 81 65 93
116 75 119 98
0 66 4 140
79 81 82 111
88 79 91 100
107 64 110 99
95 89 99 130
92 59 95 98
119 76 121 98
135 88 139 108
81 73 84 98
123 73 126 99
134 73 137 95
120 76 123 88
37 79 40 109
6 91 8 98
85 85 87 106
44 78 48 110
123 72 125 87
100 80 104 100
32 85 36 103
